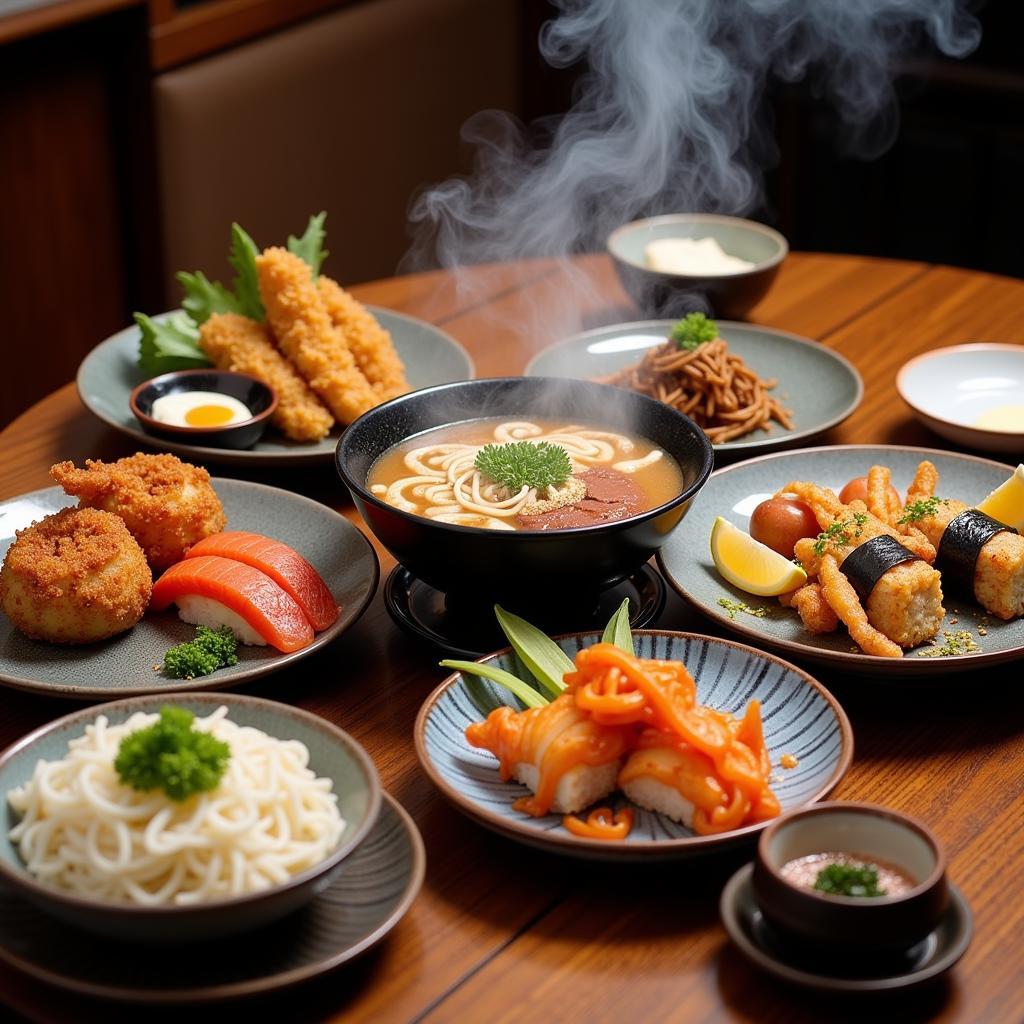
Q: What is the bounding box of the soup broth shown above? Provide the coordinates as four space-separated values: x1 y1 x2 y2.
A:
367 418 685 531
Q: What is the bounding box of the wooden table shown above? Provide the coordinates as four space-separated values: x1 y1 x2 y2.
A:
1 254 1021 1024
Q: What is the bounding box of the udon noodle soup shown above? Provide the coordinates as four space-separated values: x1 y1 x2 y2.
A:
367 419 684 531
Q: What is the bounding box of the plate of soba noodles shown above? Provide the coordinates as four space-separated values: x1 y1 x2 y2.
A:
525 316 863 457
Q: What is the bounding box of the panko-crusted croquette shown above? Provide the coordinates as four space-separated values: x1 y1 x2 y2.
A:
0 508 151 644
256 248 378 425
51 453 226 570
317 276 409 400
198 313 334 442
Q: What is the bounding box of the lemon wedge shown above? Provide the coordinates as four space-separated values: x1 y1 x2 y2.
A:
976 464 1024 530
710 516 807 596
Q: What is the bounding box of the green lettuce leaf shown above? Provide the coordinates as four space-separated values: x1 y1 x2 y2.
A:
136 312 210 377
229 223 265 321
287 211 328 278
176 270 241 325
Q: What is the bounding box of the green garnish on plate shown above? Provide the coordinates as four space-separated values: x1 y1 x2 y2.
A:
474 441 572 493
718 597 768 620
135 213 328 376
163 625 239 680
916 629 981 658
812 512 868 556
114 706 230 801
670 312 717 351
898 497 947 524
814 862 886 898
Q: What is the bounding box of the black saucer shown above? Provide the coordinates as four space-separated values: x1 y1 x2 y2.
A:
383 563 666 658
720 863 973 994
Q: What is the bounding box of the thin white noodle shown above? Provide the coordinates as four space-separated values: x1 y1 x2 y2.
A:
7 708 344 906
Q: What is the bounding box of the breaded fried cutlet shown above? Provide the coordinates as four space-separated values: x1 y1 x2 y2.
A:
0 507 151 644
199 313 334 443
256 248 378 425
317 276 409 400
51 453 226 570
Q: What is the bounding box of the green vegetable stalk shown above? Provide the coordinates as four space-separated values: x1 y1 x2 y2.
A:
115 706 230 801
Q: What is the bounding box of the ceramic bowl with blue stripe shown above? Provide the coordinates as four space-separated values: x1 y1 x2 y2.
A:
414 631 852 861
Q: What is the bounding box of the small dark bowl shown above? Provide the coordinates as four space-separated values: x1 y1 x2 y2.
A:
130 369 277 450
752 802 949 957
336 377 714 602
609 213 788 319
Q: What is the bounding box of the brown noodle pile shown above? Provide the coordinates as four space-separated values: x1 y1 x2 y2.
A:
599 337 793 443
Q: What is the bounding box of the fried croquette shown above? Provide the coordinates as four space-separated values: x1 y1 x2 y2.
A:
50 453 226 570
199 313 334 442
0 508 151 644
256 247 378 425
317 275 409 400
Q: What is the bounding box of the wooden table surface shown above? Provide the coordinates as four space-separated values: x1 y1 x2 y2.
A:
0 253 1021 1024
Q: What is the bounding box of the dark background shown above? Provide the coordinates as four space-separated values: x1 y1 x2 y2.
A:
0 0 1019 427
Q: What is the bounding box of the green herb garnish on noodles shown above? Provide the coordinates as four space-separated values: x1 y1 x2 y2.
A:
813 862 886 898
670 312 718 350
898 497 947 524
474 441 572 493
115 707 230 801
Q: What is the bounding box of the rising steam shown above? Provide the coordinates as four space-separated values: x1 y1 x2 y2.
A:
404 0 980 270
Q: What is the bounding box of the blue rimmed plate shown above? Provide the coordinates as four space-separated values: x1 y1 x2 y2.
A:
657 444 1024 675
414 631 852 861
524 320 863 457
77 307 475 467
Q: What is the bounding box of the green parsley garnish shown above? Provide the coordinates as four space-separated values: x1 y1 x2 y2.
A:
670 312 718 350
814 862 886 898
474 441 572 493
718 597 768 620
163 625 239 680
916 629 981 658
114 707 230 801
812 513 868 556
898 497 947 524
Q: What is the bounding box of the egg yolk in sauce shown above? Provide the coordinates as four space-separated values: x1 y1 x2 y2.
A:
149 390 253 428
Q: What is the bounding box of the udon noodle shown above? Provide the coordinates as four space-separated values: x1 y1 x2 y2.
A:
7 707 344 906
368 420 679 531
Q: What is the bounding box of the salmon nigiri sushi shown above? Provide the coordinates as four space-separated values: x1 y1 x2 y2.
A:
185 531 339 631
151 555 314 653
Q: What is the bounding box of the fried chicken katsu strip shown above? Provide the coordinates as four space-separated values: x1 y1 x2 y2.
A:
198 313 334 443
317 276 408 400
819 555 903 658
256 248 378 425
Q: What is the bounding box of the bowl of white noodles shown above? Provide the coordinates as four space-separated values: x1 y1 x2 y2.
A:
0 693 381 942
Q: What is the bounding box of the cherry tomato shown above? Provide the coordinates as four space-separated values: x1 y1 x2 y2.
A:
749 496 819 557
838 476 901 508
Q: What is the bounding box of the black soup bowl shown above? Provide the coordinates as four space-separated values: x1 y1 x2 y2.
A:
336 377 714 601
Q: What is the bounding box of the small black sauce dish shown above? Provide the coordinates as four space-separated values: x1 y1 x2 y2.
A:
130 369 277 450
752 802 949 963
335 377 714 604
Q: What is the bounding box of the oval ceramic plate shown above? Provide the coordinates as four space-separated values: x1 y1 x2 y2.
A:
0 791 424 1002
77 307 475 466
0 480 379 698
525 320 862 456
658 444 1023 674
897 343 1024 454
415 631 852 861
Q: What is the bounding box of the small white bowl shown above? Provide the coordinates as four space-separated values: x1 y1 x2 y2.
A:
897 343 1024 453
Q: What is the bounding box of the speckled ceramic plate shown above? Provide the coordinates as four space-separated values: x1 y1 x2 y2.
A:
524 320 862 456
0 480 379 698
77 307 475 466
720 863 972 993
415 631 852 861
0 791 424 1002
658 444 1023 675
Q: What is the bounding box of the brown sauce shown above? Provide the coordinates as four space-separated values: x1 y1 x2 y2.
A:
780 851 917 897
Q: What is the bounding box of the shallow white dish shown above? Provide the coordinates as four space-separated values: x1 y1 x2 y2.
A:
897 344 1024 453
